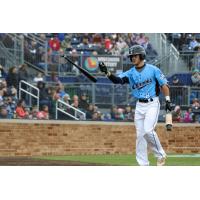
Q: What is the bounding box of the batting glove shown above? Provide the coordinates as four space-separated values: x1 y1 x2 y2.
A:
165 100 173 112
99 62 108 74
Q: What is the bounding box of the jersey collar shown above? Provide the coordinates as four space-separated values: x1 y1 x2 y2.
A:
135 64 146 72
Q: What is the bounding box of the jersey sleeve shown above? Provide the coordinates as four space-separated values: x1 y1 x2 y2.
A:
154 67 168 86
118 70 130 79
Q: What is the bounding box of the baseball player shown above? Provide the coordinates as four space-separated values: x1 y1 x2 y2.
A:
99 45 172 166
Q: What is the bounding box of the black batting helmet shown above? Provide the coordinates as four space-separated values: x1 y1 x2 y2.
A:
128 45 146 60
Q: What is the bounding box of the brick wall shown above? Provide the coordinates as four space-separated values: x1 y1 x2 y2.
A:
0 120 199 156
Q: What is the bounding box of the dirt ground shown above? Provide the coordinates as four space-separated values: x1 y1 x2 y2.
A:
0 157 104 166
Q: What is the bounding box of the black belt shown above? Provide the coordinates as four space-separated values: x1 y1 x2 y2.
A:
138 98 154 103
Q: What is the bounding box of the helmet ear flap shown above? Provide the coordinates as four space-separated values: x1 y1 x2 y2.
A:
139 54 145 60
129 55 133 62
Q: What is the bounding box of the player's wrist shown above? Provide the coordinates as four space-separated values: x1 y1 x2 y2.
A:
106 71 111 77
165 96 170 101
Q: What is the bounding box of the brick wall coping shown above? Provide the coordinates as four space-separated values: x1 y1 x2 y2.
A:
0 119 199 127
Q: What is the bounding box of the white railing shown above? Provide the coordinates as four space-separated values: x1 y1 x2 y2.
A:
56 99 86 120
19 80 40 110
146 33 188 75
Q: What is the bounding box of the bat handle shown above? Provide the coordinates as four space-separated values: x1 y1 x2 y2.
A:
165 112 173 131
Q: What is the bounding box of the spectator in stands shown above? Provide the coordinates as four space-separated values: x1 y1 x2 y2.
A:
62 94 71 104
68 49 79 74
50 71 59 83
104 36 112 51
102 113 112 121
36 105 49 120
189 36 199 50
191 98 200 122
6 66 19 89
71 99 79 109
48 34 61 64
72 95 79 104
0 80 7 98
172 75 181 86
0 65 6 80
58 48 68 74
86 103 94 120
57 93 71 119
172 105 183 122
124 105 134 121
136 33 146 45
28 40 38 63
142 36 158 61
15 99 29 119
33 72 45 83
170 75 183 105
61 35 72 50
110 105 118 120
183 107 194 123
49 34 61 51
110 43 121 55
93 105 100 114
91 112 98 120
191 46 200 71
115 108 125 121
126 33 138 47
92 33 102 45
3 96 17 119
92 50 98 56
116 37 128 55
7 85 17 101
37 81 51 110
39 33 46 41
92 111 101 121
56 82 68 99
191 69 200 86
191 98 200 109
0 106 8 119
79 93 89 111
48 88 60 119
18 64 29 100
29 106 38 120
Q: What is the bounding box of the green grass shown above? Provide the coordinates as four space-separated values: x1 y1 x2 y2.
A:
36 154 200 166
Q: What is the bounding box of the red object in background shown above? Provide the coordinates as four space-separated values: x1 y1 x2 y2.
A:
37 111 48 119
105 38 111 50
49 38 60 51
16 107 26 118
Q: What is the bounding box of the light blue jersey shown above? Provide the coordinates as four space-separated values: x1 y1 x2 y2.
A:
118 64 168 99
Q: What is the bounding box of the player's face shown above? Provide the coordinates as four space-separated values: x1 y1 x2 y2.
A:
131 54 141 65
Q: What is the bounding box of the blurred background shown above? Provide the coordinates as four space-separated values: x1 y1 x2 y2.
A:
0 33 200 123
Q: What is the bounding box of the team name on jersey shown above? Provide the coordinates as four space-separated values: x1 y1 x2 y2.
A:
132 78 152 89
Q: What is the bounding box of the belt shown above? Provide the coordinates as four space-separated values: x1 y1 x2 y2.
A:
138 98 154 103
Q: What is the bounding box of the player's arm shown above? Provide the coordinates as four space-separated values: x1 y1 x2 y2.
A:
161 84 172 112
155 68 172 112
161 84 170 97
99 62 129 84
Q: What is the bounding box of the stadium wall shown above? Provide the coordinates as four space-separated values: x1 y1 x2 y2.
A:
0 120 199 156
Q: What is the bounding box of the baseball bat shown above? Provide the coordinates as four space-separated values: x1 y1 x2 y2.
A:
61 55 97 83
165 112 172 131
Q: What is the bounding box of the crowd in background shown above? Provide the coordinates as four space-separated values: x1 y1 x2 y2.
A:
21 33 158 72
0 63 135 121
1 61 200 123
166 33 200 71
1 33 200 123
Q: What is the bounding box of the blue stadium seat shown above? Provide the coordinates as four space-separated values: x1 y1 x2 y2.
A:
168 73 192 86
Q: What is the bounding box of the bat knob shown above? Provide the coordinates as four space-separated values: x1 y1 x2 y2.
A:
166 124 172 131
60 54 66 58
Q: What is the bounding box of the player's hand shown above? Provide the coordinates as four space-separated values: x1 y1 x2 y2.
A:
165 100 173 112
99 62 108 74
